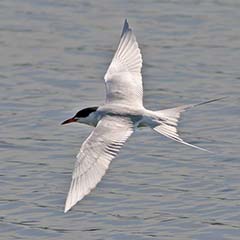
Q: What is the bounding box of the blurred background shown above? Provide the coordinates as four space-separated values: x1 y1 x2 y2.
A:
0 1 239 239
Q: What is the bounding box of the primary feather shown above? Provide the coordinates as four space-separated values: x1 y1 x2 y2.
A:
104 19 143 107
64 116 133 213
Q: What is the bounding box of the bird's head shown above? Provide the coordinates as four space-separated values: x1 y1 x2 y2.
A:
61 107 98 125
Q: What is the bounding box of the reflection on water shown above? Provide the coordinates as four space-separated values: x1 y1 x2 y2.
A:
1 1 240 239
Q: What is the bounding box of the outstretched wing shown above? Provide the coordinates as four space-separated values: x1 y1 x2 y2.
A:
104 19 143 107
64 116 134 213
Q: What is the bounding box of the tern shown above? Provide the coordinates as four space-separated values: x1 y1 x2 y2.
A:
62 19 223 213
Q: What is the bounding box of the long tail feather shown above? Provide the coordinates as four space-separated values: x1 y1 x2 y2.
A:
151 97 226 152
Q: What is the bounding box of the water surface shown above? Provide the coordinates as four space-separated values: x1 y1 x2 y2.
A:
1 1 240 239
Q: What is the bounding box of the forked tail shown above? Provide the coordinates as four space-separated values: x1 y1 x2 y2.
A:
151 97 225 152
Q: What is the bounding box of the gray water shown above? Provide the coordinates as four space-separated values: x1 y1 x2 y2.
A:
1 1 240 239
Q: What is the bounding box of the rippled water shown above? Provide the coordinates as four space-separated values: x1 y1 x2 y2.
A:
1 1 240 239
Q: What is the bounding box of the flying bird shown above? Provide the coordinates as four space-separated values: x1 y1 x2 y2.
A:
61 19 223 213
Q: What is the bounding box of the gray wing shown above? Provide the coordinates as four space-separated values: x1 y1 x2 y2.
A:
64 116 134 213
104 19 143 107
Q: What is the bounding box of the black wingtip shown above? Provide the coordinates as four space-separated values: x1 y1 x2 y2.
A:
121 19 130 37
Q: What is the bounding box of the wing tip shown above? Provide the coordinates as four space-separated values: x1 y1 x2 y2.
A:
64 191 83 213
121 18 131 37
64 206 70 213
64 196 81 213
64 196 73 213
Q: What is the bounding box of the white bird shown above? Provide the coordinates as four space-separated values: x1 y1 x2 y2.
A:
61 19 223 213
